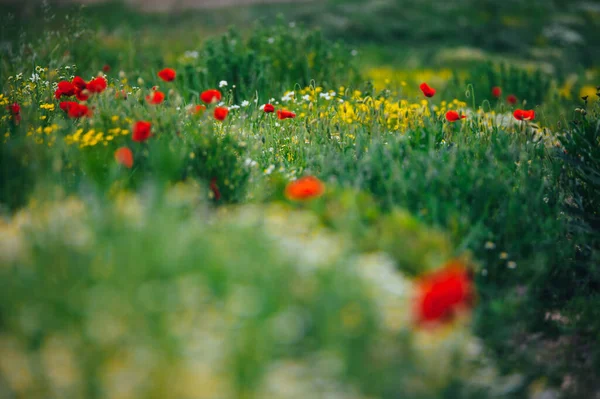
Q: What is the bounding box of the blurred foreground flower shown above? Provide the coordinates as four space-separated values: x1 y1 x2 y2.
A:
414 260 474 326
277 109 296 120
114 147 134 168
285 176 324 201
193 104 206 115
146 91 165 105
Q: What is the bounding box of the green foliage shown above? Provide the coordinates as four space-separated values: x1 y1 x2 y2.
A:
447 62 555 107
186 128 251 204
0 134 35 211
534 95 600 396
179 21 359 101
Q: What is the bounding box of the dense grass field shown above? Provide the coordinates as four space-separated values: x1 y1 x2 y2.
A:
1 1 600 398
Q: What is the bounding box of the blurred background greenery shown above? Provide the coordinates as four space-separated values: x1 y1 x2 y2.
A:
2 0 599 72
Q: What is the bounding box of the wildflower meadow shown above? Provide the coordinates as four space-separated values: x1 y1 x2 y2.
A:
1 1 599 398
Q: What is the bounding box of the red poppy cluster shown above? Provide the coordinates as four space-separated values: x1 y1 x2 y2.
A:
55 76 106 101
492 87 518 105
197 89 231 121
262 103 295 119
419 82 520 108
59 101 92 118
414 261 474 326
113 120 152 169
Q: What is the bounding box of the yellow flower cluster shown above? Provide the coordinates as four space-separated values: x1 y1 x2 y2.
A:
65 127 129 148
0 94 9 107
26 124 60 146
333 96 456 131
292 83 471 132
367 67 453 92
432 99 469 118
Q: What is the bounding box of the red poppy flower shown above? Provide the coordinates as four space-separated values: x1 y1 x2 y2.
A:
200 89 222 104
114 147 133 168
8 103 20 115
146 91 165 105
102 64 111 73
277 109 296 120
158 68 176 82
193 105 206 114
284 176 325 201
72 76 87 91
75 90 89 101
209 177 221 201
513 109 535 121
60 102 91 118
55 76 89 100
506 94 518 105
59 101 75 112
86 77 107 93
72 104 90 118
414 260 474 326
132 121 152 142
420 82 436 98
445 110 466 122
59 101 83 117
54 81 76 99
7 103 21 124
491 86 502 98
263 103 275 113
214 106 229 121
